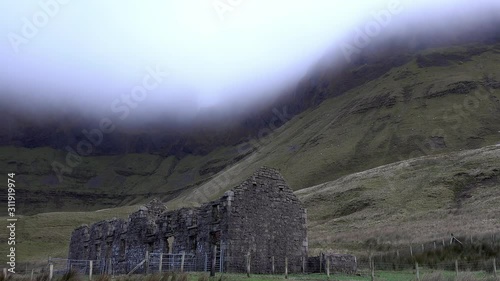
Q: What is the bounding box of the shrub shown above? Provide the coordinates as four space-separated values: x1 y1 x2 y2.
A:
421 273 453 281
177 273 188 281
455 272 481 281
145 274 162 281
58 270 81 281
162 272 172 281
94 275 111 281
35 273 50 281
197 274 209 281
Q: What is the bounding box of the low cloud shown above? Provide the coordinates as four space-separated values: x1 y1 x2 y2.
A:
1 0 500 126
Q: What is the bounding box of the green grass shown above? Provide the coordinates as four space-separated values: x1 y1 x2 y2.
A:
9 271 495 281
160 270 495 281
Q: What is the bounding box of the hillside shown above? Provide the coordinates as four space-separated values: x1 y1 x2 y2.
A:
299 144 500 254
174 43 500 206
6 144 499 262
2 43 500 214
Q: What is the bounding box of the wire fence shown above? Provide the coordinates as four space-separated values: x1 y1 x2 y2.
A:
45 251 227 277
364 232 500 260
10 255 500 281
50 258 105 275
11 232 500 280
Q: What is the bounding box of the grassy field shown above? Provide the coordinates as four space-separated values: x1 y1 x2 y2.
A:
180 271 497 281
5 270 499 281
0 206 137 262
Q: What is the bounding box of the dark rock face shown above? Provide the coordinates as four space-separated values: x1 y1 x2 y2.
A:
68 167 309 274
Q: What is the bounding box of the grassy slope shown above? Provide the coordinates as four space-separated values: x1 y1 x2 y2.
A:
0 145 243 213
0 205 137 263
298 144 500 255
4 145 498 263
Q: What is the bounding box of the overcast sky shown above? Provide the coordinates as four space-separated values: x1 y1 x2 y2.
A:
2 0 500 123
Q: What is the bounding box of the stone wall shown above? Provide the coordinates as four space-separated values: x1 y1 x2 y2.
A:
306 254 357 274
68 200 164 273
68 167 309 274
328 254 357 274
225 168 308 273
68 225 90 259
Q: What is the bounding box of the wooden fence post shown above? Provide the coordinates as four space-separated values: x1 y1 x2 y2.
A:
49 263 54 281
246 253 250 277
31 269 34 281
89 260 93 280
159 254 163 274
455 260 459 276
302 256 305 274
285 257 288 279
271 256 275 274
145 251 149 275
493 258 497 278
326 257 330 278
204 253 208 272
3 268 7 279
410 245 413 257
319 254 322 273
416 262 420 281
442 239 445 246
421 244 424 252
180 252 185 273
210 245 217 277
370 257 374 281
108 258 113 276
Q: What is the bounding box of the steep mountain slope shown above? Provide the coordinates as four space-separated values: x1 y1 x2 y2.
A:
7 144 499 262
175 43 500 206
0 145 246 214
2 43 500 214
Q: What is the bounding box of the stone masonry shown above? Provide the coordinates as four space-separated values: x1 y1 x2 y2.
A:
68 167 309 274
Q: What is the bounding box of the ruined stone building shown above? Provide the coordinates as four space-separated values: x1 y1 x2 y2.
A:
68 167 309 274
